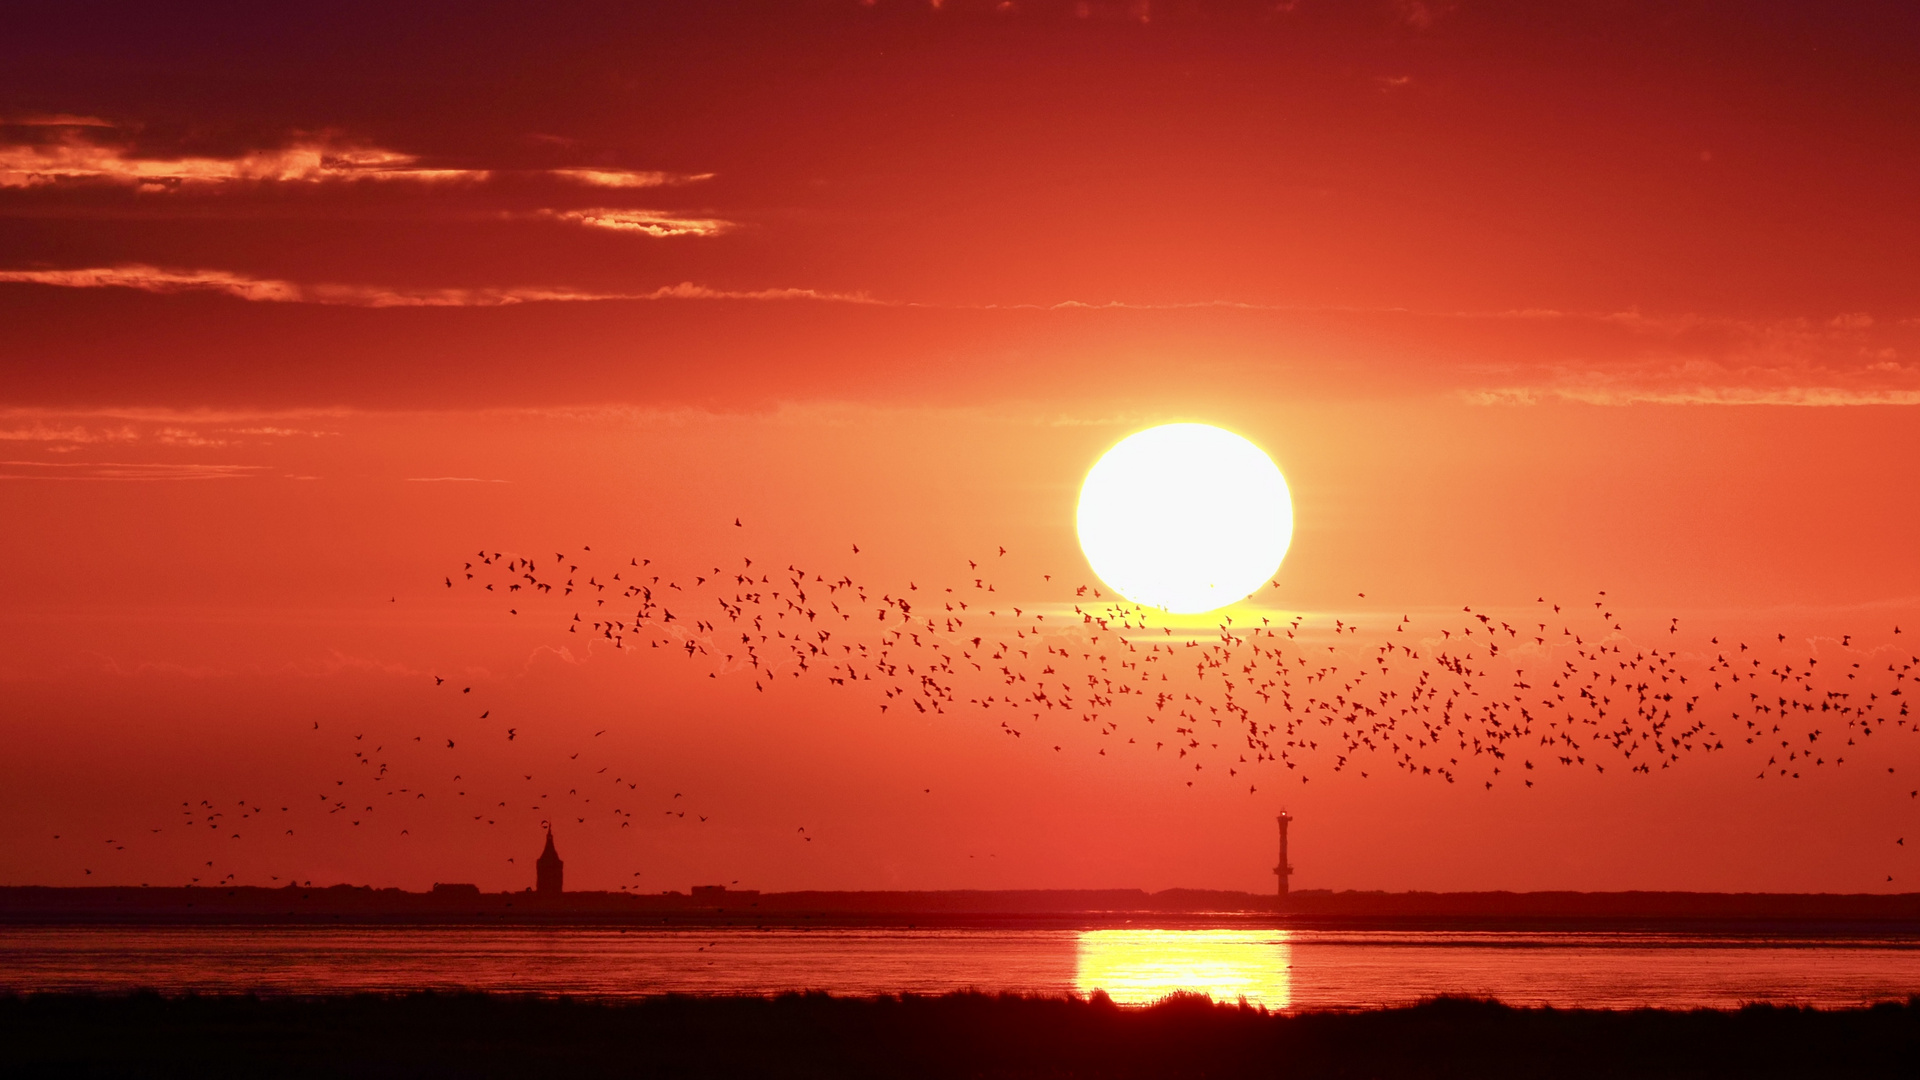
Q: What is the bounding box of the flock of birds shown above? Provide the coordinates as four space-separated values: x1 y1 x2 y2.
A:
56 531 1920 888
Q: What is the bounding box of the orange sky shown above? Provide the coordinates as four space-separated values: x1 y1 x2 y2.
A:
3 1 1919 895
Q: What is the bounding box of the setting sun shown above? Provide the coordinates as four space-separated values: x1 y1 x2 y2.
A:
1076 423 1295 614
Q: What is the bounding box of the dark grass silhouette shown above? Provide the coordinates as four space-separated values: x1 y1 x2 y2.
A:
5 992 1920 1078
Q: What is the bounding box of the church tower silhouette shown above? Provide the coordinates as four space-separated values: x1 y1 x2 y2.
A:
536 825 564 896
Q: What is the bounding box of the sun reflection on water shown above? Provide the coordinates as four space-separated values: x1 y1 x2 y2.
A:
1075 929 1291 1007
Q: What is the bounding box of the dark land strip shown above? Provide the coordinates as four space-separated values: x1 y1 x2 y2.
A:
4 991 1920 1079
8 886 1920 933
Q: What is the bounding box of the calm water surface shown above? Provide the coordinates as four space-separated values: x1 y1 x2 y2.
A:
3 926 1917 1010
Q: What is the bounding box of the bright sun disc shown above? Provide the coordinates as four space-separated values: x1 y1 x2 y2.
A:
1076 423 1293 614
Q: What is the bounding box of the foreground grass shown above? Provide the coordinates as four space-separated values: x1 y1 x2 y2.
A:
4 991 1918 1078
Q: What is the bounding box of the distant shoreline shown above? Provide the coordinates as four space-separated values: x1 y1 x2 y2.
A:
7 886 1920 931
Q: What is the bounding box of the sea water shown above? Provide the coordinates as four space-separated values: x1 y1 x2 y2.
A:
5 926 1918 1008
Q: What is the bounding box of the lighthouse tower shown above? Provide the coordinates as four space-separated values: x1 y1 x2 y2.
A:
1274 811 1293 903
536 825 564 896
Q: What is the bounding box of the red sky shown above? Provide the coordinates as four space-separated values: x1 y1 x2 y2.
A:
2 0 1918 895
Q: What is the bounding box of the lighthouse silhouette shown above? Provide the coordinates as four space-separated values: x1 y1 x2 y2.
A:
1274 811 1293 903
536 824 564 896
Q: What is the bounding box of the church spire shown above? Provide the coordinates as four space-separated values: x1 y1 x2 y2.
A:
536 824 564 895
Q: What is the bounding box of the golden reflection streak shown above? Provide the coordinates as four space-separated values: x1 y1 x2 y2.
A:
1075 929 1291 1007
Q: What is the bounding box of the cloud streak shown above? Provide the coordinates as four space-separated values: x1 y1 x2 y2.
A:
0 423 140 444
0 140 486 188
0 265 302 301
1456 310 1916 407
0 265 882 307
540 207 734 237
0 132 712 191
1459 380 1912 409
0 460 269 481
0 413 342 450
3 267 1910 406
547 168 715 188
1468 382 1920 408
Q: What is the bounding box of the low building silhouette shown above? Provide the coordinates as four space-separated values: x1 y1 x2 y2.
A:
692 885 761 907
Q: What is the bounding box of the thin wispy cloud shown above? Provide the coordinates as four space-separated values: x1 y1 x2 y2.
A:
1453 309 1916 406
1469 384 1920 408
403 476 510 483
1466 351 1920 407
540 207 734 237
153 427 231 447
0 460 269 481
987 299 1917 406
0 413 342 449
4 114 114 128
225 426 339 438
0 424 140 444
0 130 712 191
0 265 300 300
4 264 1909 406
0 265 882 307
640 282 883 304
548 168 714 188
0 140 486 188
3 262 1906 339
